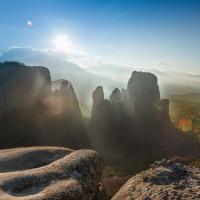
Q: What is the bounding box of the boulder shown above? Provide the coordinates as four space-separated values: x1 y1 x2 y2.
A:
112 160 200 200
0 146 103 200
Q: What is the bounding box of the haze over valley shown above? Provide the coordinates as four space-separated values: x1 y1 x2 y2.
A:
0 0 200 199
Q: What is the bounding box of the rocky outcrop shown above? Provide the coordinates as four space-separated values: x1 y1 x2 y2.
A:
0 61 51 114
0 62 89 149
0 62 52 147
41 79 89 148
112 159 200 200
90 85 132 161
127 71 160 117
121 89 128 108
110 88 121 105
0 146 103 200
35 66 52 99
59 80 82 116
92 86 104 117
159 99 171 124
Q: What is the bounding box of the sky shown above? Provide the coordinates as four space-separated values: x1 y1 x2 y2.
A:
0 0 200 72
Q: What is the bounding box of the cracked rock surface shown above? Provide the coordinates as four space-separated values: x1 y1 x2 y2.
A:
112 159 200 200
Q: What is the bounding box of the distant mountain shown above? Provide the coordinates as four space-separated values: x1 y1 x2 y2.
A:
86 63 168 83
171 93 200 103
0 48 96 81
1 47 200 105
86 63 200 98
0 48 121 111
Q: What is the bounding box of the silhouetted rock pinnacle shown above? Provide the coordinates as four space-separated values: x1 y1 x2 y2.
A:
92 86 104 117
127 71 160 117
159 99 171 124
0 61 88 149
110 88 121 104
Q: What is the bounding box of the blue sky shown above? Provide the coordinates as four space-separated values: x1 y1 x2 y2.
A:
0 0 200 72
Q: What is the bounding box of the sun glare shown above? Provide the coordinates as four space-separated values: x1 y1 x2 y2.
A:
52 34 72 52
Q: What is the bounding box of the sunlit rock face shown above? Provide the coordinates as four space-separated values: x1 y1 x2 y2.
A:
35 66 52 99
40 79 89 148
127 71 160 117
0 147 103 200
60 80 82 116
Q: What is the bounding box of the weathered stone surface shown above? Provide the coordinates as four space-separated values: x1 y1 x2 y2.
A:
112 160 200 200
127 71 160 116
0 146 103 200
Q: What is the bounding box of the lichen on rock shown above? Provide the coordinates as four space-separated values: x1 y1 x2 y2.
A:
112 160 200 200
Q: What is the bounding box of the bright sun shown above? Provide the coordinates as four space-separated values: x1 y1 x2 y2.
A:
52 34 72 52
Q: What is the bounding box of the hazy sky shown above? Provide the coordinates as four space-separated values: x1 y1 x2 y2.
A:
0 0 200 72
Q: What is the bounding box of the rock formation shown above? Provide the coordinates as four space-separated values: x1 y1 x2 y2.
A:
36 79 89 148
0 61 52 147
89 70 200 162
0 146 103 200
60 80 82 116
121 88 128 108
35 66 52 99
90 85 132 161
110 88 121 105
112 159 200 200
0 61 51 113
0 61 88 149
127 71 160 117
159 98 171 124
1 62 199 173
92 86 104 117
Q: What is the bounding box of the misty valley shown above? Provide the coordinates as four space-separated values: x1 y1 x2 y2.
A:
0 0 200 198
0 60 200 199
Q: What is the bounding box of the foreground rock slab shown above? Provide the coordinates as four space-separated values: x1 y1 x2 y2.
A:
0 146 103 200
112 160 200 200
